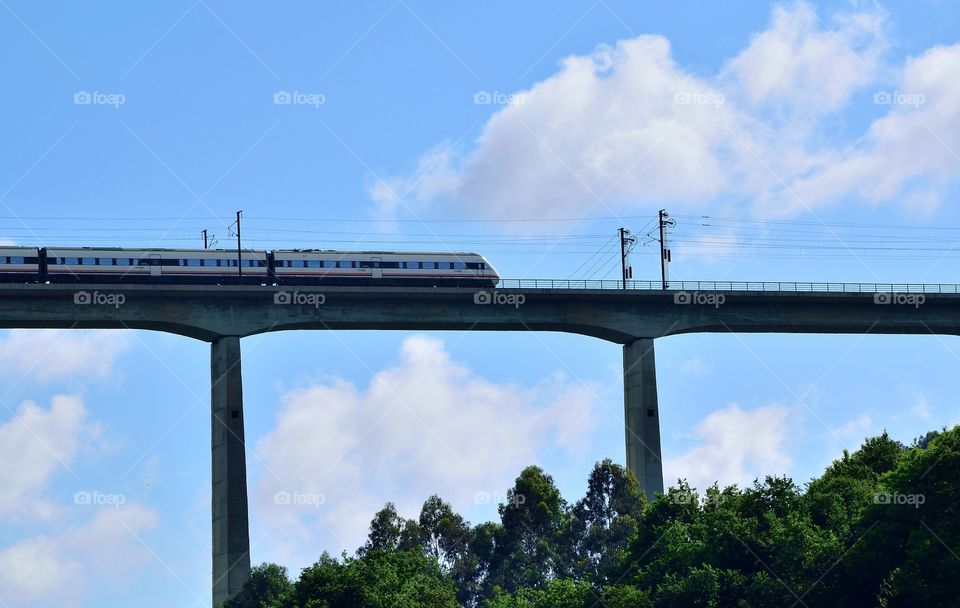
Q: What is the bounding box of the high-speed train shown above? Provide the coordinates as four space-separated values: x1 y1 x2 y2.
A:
0 247 500 287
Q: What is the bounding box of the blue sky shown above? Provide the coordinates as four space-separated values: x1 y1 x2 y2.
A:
2 1 960 606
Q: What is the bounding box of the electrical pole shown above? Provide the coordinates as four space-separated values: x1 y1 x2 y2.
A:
235 210 242 278
657 209 675 289
619 228 637 289
202 230 209 250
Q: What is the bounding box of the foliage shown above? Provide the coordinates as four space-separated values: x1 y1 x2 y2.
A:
229 426 960 608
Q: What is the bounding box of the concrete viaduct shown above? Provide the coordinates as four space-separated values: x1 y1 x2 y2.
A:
0 280 955 606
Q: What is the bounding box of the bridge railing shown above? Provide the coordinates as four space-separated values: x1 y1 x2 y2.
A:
494 279 960 293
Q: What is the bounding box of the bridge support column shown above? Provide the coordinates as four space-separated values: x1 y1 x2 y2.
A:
623 338 664 501
211 336 251 606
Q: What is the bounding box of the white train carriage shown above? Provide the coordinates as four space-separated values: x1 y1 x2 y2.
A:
46 247 269 283
0 247 41 280
271 250 499 286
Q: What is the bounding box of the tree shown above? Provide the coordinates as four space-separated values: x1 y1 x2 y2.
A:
293 549 459 608
417 495 471 572
489 466 567 594
221 563 292 608
836 427 960 606
360 502 420 556
562 459 644 583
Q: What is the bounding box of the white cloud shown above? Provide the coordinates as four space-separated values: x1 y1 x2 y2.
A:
0 503 159 607
374 34 740 220
910 396 931 420
726 2 886 113
830 413 873 438
371 2 960 220
664 403 791 490
253 335 598 563
794 43 960 211
677 357 711 377
0 395 99 521
0 330 129 383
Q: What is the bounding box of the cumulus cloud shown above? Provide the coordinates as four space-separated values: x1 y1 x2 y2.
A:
371 2 960 220
793 43 960 210
726 2 886 113
373 34 741 219
0 330 129 383
253 335 599 562
0 395 99 521
664 404 791 490
0 503 159 607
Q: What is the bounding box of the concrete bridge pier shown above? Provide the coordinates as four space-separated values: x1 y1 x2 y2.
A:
623 338 664 501
211 336 251 606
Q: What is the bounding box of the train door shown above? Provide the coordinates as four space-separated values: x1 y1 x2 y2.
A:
371 257 382 279
149 254 161 277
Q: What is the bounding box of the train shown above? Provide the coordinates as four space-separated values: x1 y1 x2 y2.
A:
0 246 500 287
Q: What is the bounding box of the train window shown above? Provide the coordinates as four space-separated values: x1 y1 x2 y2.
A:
187 259 199 267
11 256 23 264
66 257 78 264
423 261 436 269
116 258 129 266
305 260 318 268
322 260 335 268
82 257 96 265
453 262 466 270
358 260 373 269
98 258 111 265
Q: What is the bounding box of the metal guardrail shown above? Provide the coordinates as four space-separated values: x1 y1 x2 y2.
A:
494 279 960 293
